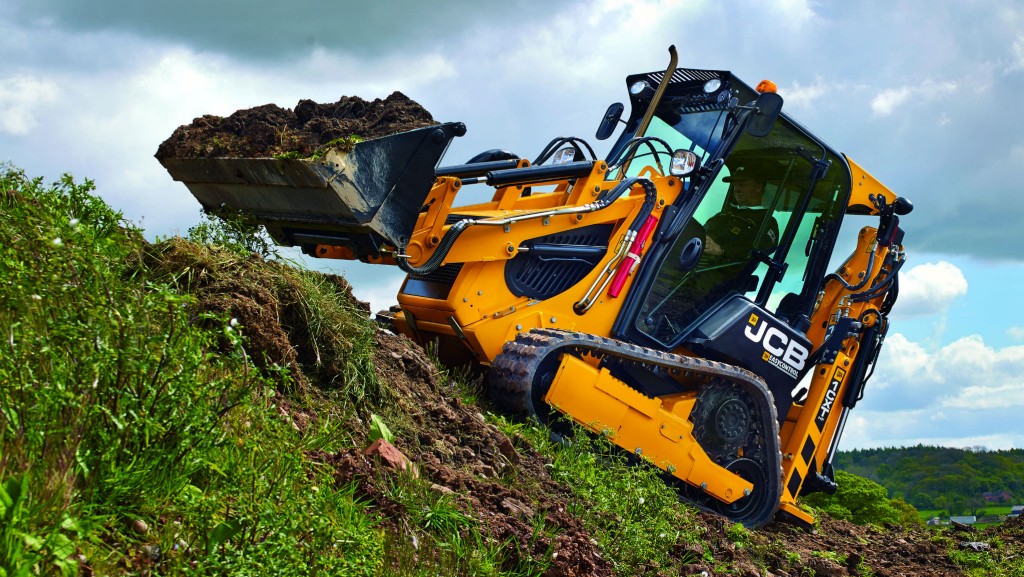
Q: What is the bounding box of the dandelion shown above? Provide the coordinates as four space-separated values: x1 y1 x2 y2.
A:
30 294 41 301
69 218 79 227
52 237 62 246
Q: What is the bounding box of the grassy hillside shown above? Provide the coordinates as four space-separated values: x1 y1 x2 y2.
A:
3 163 1024 576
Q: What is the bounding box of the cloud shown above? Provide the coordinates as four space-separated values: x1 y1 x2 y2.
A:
870 79 958 116
0 75 59 135
1009 34 1024 71
780 78 833 112
0 42 461 236
3 0 557 63
1008 326 1024 341
893 261 967 317
841 332 1024 448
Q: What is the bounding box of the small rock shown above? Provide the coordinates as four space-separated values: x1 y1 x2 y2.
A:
140 544 161 562
735 561 761 577
130 519 149 535
430 483 455 496
364 438 418 477
475 412 486 423
959 541 991 552
951 521 976 532
497 436 521 464
680 565 710 577
500 497 535 521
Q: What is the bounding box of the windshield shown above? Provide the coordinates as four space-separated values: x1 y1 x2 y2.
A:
632 115 850 346
608 107 733 178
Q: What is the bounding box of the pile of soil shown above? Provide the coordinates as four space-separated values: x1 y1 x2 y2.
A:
154 91 436 160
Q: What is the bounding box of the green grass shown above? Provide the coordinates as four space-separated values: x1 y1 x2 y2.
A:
10 162 970 577
0 164 572 576
491 415 707 575
0 165 387 575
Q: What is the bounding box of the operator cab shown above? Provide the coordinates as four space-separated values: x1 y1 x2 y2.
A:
607 68 852 419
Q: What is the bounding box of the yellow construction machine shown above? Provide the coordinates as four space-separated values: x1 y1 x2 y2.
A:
161 48 912 528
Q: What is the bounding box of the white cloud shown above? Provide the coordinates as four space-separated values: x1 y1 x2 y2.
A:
6 45 460 236
0 75 59 135
1008 326 1024 341
870 79 958 116
781 78 832 111
831 327 1024 448
1009 34 1024 71
871 333 934 387
893 261 967 317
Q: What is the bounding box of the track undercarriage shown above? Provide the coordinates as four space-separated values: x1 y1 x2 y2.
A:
490 329 784 528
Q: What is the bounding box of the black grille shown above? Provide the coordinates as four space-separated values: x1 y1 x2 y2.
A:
505 225 612 300
409 262 463 285
403 263 464 300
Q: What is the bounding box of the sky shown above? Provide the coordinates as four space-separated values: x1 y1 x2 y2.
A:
2 0 1023 451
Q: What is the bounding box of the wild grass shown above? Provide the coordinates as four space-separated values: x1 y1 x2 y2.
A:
0 164 385 575
492 415 706 575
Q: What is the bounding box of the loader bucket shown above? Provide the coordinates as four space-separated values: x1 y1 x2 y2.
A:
159 122 466 258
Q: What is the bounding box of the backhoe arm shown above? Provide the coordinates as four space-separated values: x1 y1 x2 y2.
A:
776 188 909 525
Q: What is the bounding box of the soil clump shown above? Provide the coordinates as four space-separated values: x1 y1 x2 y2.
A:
155 91 436 160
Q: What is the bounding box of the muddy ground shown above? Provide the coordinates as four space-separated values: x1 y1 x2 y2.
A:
154 91 436 160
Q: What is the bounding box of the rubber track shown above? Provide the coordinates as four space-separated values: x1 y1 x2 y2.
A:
489 328 784 528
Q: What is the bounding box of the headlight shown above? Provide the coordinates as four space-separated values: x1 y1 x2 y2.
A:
670 150 700 177
630 81 652 96
703 79 722 93
552 146 576 164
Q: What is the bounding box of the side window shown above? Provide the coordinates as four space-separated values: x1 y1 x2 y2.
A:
631 115 849 347
757 160 846 314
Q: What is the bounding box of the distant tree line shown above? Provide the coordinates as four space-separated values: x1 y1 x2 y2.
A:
835 445 1024 516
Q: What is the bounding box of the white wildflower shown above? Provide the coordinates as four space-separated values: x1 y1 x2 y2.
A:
69 218 79 227
52 237 62 246
229 318 239 327
30 294 41 301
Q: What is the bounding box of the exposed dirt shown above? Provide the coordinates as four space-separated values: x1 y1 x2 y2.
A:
319 330 614 577
155 91 436 160
763 516 962 577
144 237 1024 575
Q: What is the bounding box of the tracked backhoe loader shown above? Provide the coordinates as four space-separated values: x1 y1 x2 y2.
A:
160 48 911 528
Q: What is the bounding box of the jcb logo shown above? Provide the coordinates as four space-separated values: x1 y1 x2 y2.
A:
743 314 809 373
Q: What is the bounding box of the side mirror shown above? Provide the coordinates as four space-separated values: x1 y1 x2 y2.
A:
677 237 704 271
746 92 783 137
595 102 625 140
